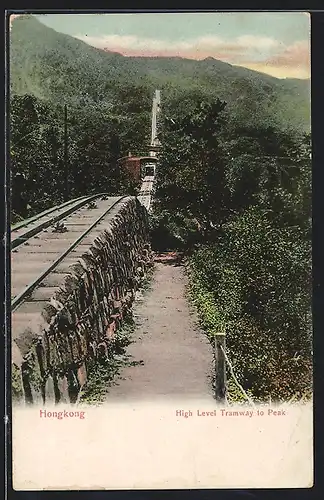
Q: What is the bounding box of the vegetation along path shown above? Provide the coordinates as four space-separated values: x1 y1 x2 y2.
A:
106 253 214 402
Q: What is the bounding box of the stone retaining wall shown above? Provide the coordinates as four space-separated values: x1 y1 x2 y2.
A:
12 197 153 405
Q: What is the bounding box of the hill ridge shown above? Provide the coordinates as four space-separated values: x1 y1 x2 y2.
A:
10 14 310 132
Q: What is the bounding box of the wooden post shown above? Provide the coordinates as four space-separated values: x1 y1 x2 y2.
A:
214 332 226 402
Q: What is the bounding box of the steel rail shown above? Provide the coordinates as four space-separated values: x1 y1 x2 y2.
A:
11 196 88 231
11 196 127 312
11 193 107 250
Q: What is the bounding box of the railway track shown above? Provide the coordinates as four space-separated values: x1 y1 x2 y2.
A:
11 194 104 249
11 172 155 315
11 195 126 313
138 175 155 211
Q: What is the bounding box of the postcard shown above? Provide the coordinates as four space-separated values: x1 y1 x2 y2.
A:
8 11 312 490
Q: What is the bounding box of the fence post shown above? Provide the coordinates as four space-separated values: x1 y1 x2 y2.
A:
214 332 226 402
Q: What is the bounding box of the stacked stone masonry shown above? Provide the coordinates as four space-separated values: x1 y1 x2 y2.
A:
12 197 153 405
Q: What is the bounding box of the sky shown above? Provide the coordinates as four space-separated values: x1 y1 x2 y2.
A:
12 12 310 79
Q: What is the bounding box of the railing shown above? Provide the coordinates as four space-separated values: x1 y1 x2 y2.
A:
213 332 256 407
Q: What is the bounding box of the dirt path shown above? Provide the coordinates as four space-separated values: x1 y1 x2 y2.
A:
106 255 214 402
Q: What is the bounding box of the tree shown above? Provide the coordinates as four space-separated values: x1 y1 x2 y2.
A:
156 95 229 232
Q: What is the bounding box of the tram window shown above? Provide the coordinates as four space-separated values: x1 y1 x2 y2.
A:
145 164 156 176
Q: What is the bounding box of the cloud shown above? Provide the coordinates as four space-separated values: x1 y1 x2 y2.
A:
263 40 310 69
236 35 280 50
237 41 310 79
76 32 309 78
76 33 281 59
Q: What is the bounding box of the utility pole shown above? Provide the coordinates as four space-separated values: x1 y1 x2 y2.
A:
63 104 68 201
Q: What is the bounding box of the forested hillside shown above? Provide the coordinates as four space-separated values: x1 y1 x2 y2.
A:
11 15 310 133
10 14 310 221
10 15 153 220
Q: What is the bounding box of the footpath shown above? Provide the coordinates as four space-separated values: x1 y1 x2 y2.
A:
106 253 214 401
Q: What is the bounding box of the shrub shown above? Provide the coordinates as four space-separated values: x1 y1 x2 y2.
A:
188 207 312 402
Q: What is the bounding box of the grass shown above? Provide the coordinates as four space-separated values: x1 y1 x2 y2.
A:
79 316 135 405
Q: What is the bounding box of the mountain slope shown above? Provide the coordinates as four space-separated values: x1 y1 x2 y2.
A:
10 15 310 132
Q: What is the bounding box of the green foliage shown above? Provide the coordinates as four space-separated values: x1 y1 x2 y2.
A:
187 281 225 337
10 16 155 219
156 88 311 402
10 89 151 218
222 127 311 227
10 14 312 402
188 207 312 402
79 356 121 405
80 317 135 405
10 14 310 219
12 364 24 401
156 96 231 232
11 15 309 132
149 211 202 251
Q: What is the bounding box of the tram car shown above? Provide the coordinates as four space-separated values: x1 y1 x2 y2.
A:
118 155 157 184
